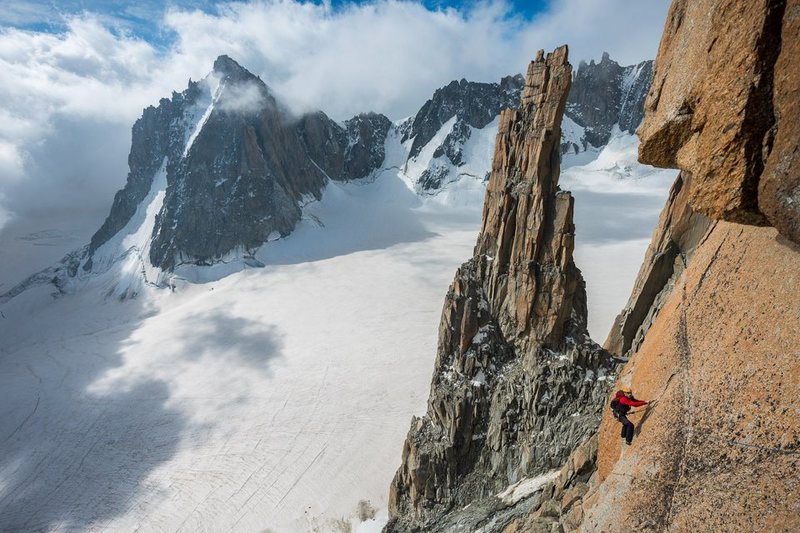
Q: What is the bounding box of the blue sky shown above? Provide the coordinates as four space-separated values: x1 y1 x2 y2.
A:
2 1 549 47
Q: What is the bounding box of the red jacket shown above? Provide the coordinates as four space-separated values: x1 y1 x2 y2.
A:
615 390 647 407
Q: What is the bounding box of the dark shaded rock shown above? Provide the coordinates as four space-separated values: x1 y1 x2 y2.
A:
85 56 391 272
149 58 325 270
407 54 654 194
504 435 600 533
432 119 472 167
342 112 393 178
757 0 800 243
403 76 525 162
566 52 653 148
87 81 206 258
299 111 392 181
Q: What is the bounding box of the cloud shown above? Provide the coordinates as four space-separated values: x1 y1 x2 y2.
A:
217 80 269 113
0 0 670 234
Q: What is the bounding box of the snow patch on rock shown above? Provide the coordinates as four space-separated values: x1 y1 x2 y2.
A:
497 470 560 506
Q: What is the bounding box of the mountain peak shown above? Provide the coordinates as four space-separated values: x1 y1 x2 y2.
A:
213 55 255 82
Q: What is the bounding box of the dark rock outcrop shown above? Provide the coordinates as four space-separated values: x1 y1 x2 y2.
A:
403 75 524 193
403 76 525 162
502 435 600 533
759 0 800 244
87 81 206 261
386 46 616 532
299 111 392 182
84 56 391 272
566 53 653 148
406 55 654 193
149 57 322 270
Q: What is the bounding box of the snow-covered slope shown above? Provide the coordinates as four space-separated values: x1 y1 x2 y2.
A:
0 126 675 531
394 54 654 201
0 170 481 532
390 115 499 206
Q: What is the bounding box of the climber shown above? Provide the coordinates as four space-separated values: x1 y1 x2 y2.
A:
611 387 648 446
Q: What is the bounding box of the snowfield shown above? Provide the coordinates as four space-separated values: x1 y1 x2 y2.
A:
562 133 677 339
0 169 482 532
0 132 674 532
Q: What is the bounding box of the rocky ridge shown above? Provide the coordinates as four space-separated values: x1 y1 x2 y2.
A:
386 46 616 532
405 55 655 193
564 53 653 151
400 75 524 191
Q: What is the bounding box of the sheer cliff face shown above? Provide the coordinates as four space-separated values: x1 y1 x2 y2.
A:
584 186 800 532
386 47 615 532
603 172 712 358
574 1 800 531
86 56 390 272
638 0 799 243
149 56 320 270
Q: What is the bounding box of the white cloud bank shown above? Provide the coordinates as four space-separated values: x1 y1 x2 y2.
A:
0 0 670 231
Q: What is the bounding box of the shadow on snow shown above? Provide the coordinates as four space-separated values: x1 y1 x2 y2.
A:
0 295 284 531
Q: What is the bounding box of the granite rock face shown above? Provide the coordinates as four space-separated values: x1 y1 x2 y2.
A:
149 56 319 270
638 0 799 242
571 1 800 530
386 47 616 532
566 52 653 149
299 111 392 182
758 0 800 244
603 172 712 358
585 220 800 533
502 435 599 533
87 80 206 261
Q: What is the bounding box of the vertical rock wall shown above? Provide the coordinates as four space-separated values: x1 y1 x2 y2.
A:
386 46 616 532
573 1 800 530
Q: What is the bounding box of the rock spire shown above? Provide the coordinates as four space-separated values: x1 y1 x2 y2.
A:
386 46 615 532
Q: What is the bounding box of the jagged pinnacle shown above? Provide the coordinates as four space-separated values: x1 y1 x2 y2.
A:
212 54 256 82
